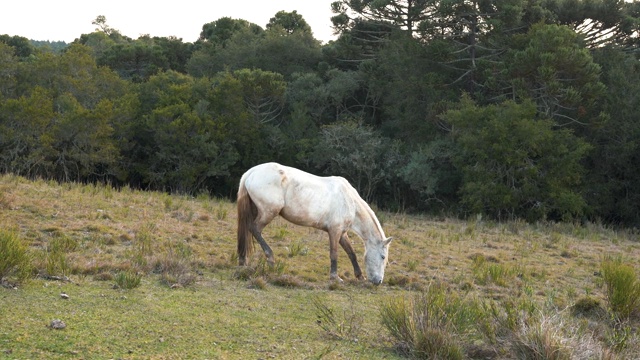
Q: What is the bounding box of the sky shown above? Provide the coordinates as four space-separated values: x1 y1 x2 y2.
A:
1 0 338 44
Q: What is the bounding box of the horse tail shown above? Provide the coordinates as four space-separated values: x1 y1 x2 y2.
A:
237 174 255 264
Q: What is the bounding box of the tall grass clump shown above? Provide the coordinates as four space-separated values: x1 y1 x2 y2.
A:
312 295 363 342
40 234 78 277
380 283 479 359
150 241 197 287
114 270 142 289
0 229 32 284
601 256 640 319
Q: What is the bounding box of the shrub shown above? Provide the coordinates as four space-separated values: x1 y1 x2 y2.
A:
0 230 32 284
601 256 640 319
380 283 478 359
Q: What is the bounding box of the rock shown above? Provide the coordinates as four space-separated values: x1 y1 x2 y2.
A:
49 319 66 330
60 293 69 299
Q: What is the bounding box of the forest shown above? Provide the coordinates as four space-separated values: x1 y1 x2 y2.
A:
1 0 640 226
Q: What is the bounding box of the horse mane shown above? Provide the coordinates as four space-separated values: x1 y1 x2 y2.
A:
349 185 386 242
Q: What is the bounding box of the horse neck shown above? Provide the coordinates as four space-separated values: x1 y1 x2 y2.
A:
353 200 385 242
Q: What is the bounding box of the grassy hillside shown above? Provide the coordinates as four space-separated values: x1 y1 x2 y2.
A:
0 173 639 359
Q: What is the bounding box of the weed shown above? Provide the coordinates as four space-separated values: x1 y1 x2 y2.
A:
0 229 32 284
601 256 640 319
269 274 306 288
511 316 571 360
312 295 363 342
571 296 603 317
233 258 287 281
399 237 414 247
380 283 478 359
115 271 142 289
273 227 289 241
150 241 197 287
249 276 267 290
471 254 514 286
135 223 156 257
407 259 419 272
288 241 308 257
214 205 228 221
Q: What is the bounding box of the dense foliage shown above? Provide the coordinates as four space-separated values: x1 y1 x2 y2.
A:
1 1 640 225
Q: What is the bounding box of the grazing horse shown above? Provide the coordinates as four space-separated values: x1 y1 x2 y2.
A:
237 162 392 284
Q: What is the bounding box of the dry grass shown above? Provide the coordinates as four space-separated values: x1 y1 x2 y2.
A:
1 173 639 358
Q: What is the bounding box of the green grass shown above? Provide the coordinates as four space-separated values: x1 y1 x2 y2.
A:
1 173 640 359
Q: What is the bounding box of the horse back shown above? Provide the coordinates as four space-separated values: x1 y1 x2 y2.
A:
244 163 357 230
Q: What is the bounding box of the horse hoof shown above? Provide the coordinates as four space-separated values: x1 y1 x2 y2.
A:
330 275 344 282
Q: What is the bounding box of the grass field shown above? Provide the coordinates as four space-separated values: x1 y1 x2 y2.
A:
1 173 639 359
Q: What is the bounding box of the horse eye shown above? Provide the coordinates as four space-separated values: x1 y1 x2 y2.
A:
381 255 386 260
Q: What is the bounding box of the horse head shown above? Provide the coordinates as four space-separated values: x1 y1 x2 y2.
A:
364 237 392 285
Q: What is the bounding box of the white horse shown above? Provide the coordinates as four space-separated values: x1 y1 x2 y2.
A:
237 162 392 284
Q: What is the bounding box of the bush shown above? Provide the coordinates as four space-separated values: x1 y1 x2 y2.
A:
380 283 478 359
0 229 32 284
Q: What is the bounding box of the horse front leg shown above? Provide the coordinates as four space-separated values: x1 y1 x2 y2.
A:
339 234 364 280
328 231 342 282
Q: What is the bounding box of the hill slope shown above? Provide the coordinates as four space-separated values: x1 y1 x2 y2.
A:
0 174 639 358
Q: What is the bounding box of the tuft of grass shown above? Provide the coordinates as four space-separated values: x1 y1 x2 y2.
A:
214 205 228 221
249 276 268 290
471 253 515 286
114 271 142 289
149 241 198 288
313 295 363 342
601 256 640 319
269 274 306 288
571 296 604 318
380 283 478 359
233 258 287 281
0 229 32 285
287 241 308 257
511 316 571 360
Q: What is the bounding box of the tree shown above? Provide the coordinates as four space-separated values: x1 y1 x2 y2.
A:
584 48 640 226
552 0 640 49
493 24 606 128
0 87 54 176
198 17 263 46
331 0 435 36
43 95 120 182
92 15 117 36
188 16 321 79
267 10 313 35
129 71 240 192
0 34 34 58
232 69 286 125
0 42 18 98
311 120 400 201
445 97 591 221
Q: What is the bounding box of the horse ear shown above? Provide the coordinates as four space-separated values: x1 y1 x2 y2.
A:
384 237 393 246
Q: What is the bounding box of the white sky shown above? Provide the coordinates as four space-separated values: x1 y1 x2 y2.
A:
1 1 337 44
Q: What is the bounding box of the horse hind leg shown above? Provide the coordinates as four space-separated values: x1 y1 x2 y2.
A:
251 211 278 265
251 228 275 265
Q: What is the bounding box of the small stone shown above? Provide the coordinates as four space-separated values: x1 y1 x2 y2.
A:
60 293 69 299
49 319 66 330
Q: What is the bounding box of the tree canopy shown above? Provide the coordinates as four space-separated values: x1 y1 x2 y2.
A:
2 5 640 226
